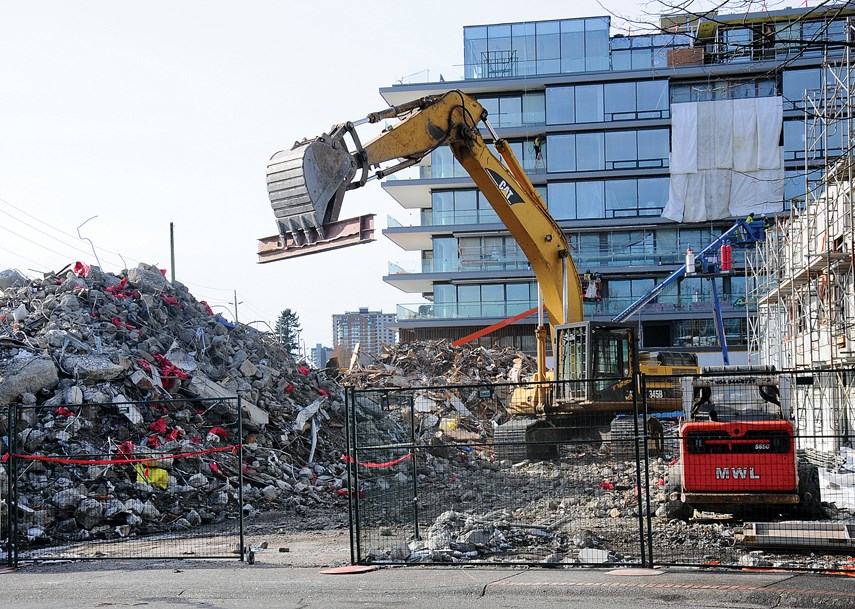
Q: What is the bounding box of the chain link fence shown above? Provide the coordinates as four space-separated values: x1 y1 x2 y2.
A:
4 397 244 566
345 368 855 571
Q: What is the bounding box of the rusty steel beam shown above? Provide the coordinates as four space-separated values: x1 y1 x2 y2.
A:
257 214 375 263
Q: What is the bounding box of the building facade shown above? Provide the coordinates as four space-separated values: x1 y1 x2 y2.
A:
378 5 853 359
331 307 398 358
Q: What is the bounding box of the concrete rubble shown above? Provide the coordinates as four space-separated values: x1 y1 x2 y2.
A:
0 263 351 547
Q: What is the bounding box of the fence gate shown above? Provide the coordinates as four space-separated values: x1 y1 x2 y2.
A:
346 369 855 572
345 380 652 567
4 398 245 567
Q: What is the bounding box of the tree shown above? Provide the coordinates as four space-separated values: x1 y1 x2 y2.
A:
275 309 301 356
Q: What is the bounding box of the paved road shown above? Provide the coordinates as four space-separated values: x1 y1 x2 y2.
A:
3 560 855 609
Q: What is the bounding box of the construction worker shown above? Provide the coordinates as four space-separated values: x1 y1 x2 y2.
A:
533 134 544 159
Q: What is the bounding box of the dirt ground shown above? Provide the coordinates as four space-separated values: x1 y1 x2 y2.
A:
240 508 352 568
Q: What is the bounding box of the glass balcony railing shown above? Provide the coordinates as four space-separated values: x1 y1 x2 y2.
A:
396 293 748 322
388 249 747 275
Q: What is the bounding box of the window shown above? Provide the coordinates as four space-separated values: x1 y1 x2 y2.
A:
547 181 576 220
576 133 604 171
432 237 459 272
574 85 604 122
604 82 636 119
546 86 574 125
637 129 670 167
536 20 561 74
560 19 585 73
547 134 576 172
576 181 604 219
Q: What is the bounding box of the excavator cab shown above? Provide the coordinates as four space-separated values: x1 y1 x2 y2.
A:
553 322 636 412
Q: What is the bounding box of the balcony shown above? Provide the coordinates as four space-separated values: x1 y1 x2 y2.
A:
396 293 748 323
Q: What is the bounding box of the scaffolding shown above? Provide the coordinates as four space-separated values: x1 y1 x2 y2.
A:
747 19 855 452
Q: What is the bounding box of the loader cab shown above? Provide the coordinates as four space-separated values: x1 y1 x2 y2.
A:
554 321 636 406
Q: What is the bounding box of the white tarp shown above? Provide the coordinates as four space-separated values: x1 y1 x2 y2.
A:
663 97 785 222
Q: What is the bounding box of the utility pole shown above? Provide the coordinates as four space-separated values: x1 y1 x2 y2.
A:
169 222 176 283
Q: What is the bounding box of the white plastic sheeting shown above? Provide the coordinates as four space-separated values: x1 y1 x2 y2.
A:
663 97 785 222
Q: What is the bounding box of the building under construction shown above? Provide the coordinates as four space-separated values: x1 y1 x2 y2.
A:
747 20 855 455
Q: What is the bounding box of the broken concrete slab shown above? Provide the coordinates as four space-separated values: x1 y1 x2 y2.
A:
188 371 269 427
62 355 127 381
0 354 59 404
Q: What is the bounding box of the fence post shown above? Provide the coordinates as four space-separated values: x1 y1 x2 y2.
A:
408 391 420 542
345 386 356 565
631 372 648 568
237 396 245 562
7 403 17 568
640 374 655 568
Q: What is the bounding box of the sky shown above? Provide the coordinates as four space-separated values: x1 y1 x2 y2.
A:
0 0 675 353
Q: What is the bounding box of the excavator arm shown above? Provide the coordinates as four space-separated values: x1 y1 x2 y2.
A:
263 90 583 335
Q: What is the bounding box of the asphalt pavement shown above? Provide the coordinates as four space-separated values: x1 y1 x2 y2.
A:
2 560 855 609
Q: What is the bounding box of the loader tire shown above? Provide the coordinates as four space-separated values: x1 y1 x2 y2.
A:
795 462 822 520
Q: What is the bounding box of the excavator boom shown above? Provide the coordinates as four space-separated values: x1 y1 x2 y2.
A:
261 90 582 329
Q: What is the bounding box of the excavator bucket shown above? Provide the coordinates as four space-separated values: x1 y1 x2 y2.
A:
266 135 358 246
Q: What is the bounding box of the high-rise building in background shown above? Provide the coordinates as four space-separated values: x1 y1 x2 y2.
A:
331 307 398 358
376 4 852 364
309 343 333 368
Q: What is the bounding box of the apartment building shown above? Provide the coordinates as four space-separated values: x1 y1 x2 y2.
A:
378 5 853 358
331 307 398 358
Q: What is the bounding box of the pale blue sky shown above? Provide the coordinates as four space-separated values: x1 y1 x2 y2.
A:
0 1 712 350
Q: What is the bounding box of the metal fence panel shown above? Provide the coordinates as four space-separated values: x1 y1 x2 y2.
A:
7 397 244 565
347 368 855 572
346 381 649 566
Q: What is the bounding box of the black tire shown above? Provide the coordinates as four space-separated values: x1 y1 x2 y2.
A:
795 462 822 519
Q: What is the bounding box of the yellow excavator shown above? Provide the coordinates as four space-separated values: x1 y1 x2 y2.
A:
261 90 696 455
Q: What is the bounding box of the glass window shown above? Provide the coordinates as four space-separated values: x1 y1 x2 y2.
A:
576 181 604 219
605 82 636 119
432 148 452 179
458 285 481 317
463 26 488 79
479 97 500 123
631 48 652 70
432 191 454 225
499 96 522 127
512 22 537 76
638 129 669 167
536 21 561 74
576 133 604 171
574 84 604 122
522 92 545 124
784 120 806 160
547 181 576 220
611 49 631 71
560 19 585 73
433 236 459 272
546 86 574 125
783 69 820 110
605 180 637 216
482 284 505 316
547 134 575 172
637 177 669 211
637 80 668 114
605 131 637 167
585 17 610 72
506 282 534 305
455 190 477 224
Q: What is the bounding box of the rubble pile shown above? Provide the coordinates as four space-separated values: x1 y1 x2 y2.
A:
342 340 536 388
0 263 348 546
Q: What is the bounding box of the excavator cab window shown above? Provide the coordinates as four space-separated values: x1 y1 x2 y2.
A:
593 330 632 392
556 325 587 402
